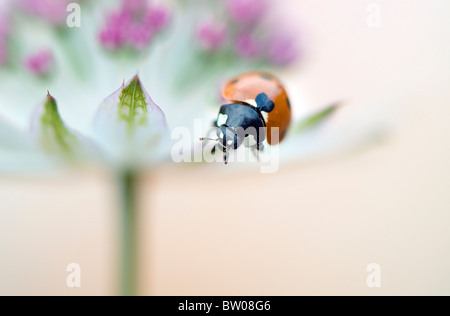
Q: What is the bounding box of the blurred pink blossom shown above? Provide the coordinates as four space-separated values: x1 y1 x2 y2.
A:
99 2 170 51
0 43 7 65
129 23 154 50
144 5 170 31
20 0 71 25
266 33 299 65
99 10 133 50
0 16 10 65
25 50 54 76
122 0 147 13
196 20 228 52
0 19 9 38
226 0 269 27
235 32 260 58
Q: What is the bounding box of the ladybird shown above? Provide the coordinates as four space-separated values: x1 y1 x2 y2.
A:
201 71 291 164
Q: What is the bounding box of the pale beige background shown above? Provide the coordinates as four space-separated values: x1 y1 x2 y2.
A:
1 0 450 295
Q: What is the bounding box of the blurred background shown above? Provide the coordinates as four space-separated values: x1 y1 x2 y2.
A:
1 0 450 295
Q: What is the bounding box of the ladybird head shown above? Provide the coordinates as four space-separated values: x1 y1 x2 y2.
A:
200 125 244 164
216 125 244 151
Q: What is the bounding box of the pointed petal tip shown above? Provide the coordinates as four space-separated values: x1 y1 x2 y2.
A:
129 74 141 85
45 92 57 107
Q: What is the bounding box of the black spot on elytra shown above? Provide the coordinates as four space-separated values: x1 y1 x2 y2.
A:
230 78 239 84
286 98 291 109
281 128 288 139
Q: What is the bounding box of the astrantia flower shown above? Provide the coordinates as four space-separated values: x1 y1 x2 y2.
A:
128 23 154 50
99 9 133 50
0 14 10 65
122 0 147 13
266 32 299 66
192 0 299 66
99 1 171 51
196 19 228 52
235 32 260 58
19 0 72 25
24 50 54 76
0 0 386 170
144 5 170 31
0 42 6 65
0 0 392 296
226 0 269 27
0 16 9 37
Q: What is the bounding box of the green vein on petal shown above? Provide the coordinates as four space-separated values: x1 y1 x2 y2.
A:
36 93 78 156
118 76 148 134
93 75 168 168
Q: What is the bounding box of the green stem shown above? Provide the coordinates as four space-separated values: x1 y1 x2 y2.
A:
118 170 138 296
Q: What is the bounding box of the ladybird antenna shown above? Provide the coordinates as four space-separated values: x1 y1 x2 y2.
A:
200 137 219 142
200 137 228 152
200 137 228 150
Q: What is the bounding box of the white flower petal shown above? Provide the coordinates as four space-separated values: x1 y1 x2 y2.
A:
280 100 393 163
0 117 61 173
0 116 32 150
30 93 99 162
93 75 168 169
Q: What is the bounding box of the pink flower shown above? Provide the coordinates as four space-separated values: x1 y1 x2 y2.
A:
129 23 154 50
19 0 71 25
24 50 54 76
0 42 7 66
144 5 170 31
0 16 9 65
196 20 228 52
99 10 133 50
99 3 171 51
226 0 268 27
122 0 147 13
235 32 260 58
266 33 299 65
0 19 9 38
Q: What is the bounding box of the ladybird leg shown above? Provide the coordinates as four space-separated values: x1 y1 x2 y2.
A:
211 143 217 155
248 141 264 150
200 122 219 143
223 149 228 165
250 142 265 161
251 147 260 162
